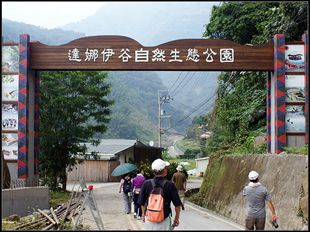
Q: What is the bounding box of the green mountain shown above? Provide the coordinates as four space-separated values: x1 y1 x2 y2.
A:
2 19 187 144
62 2 220 127
103 71 186 144
2 19 85 45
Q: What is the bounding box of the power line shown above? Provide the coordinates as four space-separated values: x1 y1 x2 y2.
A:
168 71 184 91
169 72 217 129
175 71 235 125
172 90 217 127
190 72 209 90
170 71 212 112
168 103 216 132
187 71 204 90
171 99 197 112
170 72 191 96
172 72 197 97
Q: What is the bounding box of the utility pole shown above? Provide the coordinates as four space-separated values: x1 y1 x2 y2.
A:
158 91 161 147
158 90 173 147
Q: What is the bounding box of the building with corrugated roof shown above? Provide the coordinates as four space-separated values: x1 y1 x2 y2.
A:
67 139 163 182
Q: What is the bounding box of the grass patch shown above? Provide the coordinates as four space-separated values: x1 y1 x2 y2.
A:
2 215 90 231
167 158 196 170
283 145 308 155
49 190 71 208
175 139 201 155
2 221 20 230
2 215 32 230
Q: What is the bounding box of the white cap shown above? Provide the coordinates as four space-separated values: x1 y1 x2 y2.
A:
152 159 170 171
176 165 183 171
248 171 259 180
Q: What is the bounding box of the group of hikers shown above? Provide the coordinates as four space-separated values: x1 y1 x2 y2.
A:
118 158 278 230
118 159 187 230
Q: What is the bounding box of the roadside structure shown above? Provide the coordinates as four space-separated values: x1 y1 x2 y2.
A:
67 139 163 182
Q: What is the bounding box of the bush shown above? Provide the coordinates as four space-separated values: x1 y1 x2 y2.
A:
135 159 153 179
283 145 308 155
166 161 178 180
162 149 172 160
49 190 71 208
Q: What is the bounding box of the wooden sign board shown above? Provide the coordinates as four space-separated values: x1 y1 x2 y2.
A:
30 36 274 71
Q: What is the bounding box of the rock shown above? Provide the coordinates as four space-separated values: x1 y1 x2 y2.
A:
185 188 200 197
254 136 266 148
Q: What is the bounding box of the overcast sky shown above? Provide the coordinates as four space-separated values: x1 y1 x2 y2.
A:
2 1 106 29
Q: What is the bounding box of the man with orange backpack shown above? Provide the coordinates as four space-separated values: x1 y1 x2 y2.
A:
138 158 183 230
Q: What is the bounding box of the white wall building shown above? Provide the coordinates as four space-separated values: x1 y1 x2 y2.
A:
195 157 209 176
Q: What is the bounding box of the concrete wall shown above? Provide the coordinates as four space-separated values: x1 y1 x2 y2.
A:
7 161 18 180
2 186 49 218
194 154 308 230
195 157 209 174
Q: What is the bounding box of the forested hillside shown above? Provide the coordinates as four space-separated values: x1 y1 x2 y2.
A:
62 2 220 129
2 19 187 143
102 71 187 143
188 1 308 156
2 19 85 45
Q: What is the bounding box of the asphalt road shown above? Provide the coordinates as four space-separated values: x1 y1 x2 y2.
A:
66 179 244 230
175 201 243 230
167 134 184 158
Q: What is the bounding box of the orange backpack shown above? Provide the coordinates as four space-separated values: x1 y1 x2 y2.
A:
146 179 167 222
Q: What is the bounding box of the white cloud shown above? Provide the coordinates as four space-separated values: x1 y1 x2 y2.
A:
2 1 106 29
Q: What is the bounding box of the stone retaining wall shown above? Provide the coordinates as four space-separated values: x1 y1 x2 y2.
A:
193 154 308 230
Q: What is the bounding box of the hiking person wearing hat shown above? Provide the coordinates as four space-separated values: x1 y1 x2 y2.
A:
172 165 187 210
138 158 183 230
243 170 277 230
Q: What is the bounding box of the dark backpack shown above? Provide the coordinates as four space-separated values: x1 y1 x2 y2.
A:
123 178 132 194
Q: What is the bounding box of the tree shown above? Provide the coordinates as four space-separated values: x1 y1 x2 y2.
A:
204 2 307 44
252 1 308 43
39 71 113 191
202 2 308 155
204 2 279 44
